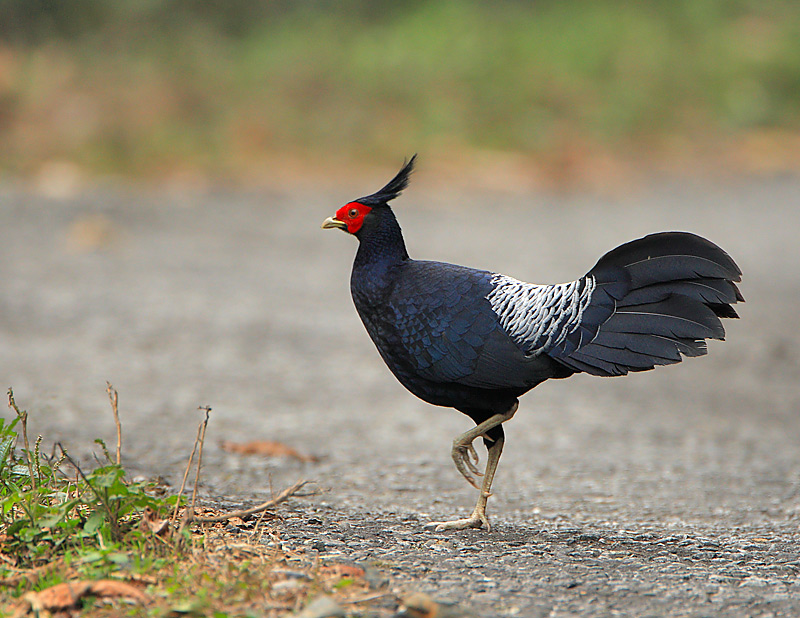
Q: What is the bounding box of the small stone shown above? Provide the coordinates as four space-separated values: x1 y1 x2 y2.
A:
291 595 344 618
273 569 312 581
272 579 305 595
362 565 389 589
397 592 480 618
739 576 770 587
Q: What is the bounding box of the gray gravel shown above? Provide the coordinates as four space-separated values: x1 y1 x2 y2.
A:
1 174 799 616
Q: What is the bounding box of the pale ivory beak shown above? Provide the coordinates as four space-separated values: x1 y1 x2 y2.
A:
321 216 347 230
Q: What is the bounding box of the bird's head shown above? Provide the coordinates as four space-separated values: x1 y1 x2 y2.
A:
322 155 416 236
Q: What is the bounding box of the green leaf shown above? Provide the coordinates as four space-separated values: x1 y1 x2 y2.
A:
170 600 208 614
333 577 354 589
94 438 113 464
84 510 106 533
90 467 125 488
2 493 21 515
0 436 14 470
104 482 131 501
6 519 26 536
0 416 19 435
9 464 30 477
108 552 130 565
38 514 64 529
80 550 105 563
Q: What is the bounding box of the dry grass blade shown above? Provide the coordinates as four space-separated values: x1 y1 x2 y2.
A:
106 382 122 465
172 405 210 523
191 406 211 514
172 421 201 523
193 479 314 523
7 388 35 489
176 406 211 534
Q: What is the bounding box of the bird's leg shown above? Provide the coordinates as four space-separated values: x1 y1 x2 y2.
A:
425 402 518 531
449 402 518 489
426 436 505 531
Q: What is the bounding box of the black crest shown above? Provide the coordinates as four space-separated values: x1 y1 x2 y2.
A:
358 154 417 206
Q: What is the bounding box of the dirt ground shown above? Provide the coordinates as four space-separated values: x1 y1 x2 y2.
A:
1 172 799 616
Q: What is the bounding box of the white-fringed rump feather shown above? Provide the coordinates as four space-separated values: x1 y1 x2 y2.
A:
486 274 596 356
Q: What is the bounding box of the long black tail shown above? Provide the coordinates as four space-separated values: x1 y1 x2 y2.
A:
550 232 743 377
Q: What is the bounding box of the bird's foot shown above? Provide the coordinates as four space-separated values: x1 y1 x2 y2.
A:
451 439 483 489
424 505 491 532
424 496 491 532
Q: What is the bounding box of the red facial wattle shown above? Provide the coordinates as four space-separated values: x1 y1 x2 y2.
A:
336 201 372 234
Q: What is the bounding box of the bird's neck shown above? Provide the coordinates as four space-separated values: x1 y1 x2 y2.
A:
354 207 409 269
351 207 409 298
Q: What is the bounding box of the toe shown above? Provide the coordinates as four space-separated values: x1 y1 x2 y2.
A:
425 517 485 532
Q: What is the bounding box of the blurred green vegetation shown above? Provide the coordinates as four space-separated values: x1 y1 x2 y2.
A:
0 0 798 179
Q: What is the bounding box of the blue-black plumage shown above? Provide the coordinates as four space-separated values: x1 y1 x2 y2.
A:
322 156 743 531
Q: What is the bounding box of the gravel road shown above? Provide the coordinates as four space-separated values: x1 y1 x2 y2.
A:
1 174 799 616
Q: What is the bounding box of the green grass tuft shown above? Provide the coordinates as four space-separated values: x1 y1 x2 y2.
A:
0 390 176 582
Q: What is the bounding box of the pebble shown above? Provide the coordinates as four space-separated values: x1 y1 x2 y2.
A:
290 595 345 618
739 576 770 587
272 579 306 595
397 592 480 618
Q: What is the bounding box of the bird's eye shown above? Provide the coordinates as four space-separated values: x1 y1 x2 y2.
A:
348 208 360 218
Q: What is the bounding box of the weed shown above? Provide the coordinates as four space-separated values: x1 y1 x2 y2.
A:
0 387 353 618
0 388 171 578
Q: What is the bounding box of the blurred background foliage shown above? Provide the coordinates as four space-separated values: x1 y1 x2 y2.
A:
0 0 798 183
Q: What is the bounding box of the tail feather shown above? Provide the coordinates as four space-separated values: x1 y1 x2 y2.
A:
591 232 742 283
593 331 708 361
576 343 669 370
558 350 628 376
618 278 742 308
592 332 682 362
622 255 738 288
708 302 740 319
548 232 742 377
607 297 726 340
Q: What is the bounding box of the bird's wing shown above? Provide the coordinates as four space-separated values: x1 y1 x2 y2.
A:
386 262 550 389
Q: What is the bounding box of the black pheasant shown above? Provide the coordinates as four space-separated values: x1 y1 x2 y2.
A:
322 156 743 531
